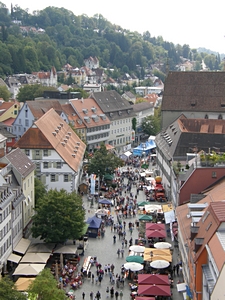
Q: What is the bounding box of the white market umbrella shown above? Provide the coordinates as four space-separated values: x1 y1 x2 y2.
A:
95 208 109 216
154 242 172 249
13 264 45 276
150 259 170 269
129 245 145 253
124 262 143 272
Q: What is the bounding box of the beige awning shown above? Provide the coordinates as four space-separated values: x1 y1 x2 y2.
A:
27 243 54 253
20 252 50 264
15 277 35 291
13 264 45 276
14 238 31 254
54 244 77 254
7 253 22 264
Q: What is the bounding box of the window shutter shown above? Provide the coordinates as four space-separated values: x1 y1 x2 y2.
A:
55 175 59 181
41 175 46 185
32 150 36 159
53 162 56 168
48 150 51 156
48 162 51 168
68 174 72 181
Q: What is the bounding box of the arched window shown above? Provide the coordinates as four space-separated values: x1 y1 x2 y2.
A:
205 114 208 119
218 114 223 119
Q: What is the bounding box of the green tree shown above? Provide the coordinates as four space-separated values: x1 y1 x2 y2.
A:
31 189 85 243
87 143 123 180
17 84 57 102
28 269 65 300
0 276 26 300
194 61 202 71
34 177 47 208
141 114 161 136
0 86 11 101
132 117 137 131
67 88 88 99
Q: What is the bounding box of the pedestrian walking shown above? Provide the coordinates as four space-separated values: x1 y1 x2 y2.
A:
173 265 176 276
82 292 85 299
106 286 109 298
111 264 115 272
110 287 114 297
117 248 121 257
104 264 108 274
113 235 116 244
90 291 94 299
121 248 124 258
115 291 119 300
176 263 180 275
119 290 123 299
129 237 133 246
96 291 101 300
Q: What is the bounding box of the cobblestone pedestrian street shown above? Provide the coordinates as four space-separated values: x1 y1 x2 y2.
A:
72 182 184 300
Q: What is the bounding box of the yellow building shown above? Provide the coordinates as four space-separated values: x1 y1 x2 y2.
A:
0 100 20 122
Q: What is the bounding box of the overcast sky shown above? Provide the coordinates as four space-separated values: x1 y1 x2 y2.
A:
5 0 225 54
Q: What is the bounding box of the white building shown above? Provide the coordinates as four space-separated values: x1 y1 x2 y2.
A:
14 109 86 192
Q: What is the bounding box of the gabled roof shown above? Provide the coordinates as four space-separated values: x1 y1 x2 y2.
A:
133 102 154 112
162 71 225 112
91 90 133 113
15 109 86 173
4 148 36 177
26 100 63 119
0 102 15 116
69 98 110 128
155 115 225 159
124 91 136 99
3 118 15 126
61 103 86 129
0 123 16 138
144 93 159 104
191 202 225 262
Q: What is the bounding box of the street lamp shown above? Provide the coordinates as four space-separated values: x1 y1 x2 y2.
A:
98 170 100 198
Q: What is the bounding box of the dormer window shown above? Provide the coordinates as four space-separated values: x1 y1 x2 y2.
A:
218 114 223 119
205 114 208 119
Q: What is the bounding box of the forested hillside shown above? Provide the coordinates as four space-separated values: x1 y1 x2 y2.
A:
0 2 222 78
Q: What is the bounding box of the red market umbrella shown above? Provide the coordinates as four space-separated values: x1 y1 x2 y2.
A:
138 274 170 286
146 229 166 238
138 284 171 297
145 223 166 231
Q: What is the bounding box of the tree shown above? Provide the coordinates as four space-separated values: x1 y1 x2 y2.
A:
28 269 65 300
132 117 137 132
34 177 47 208
31 189 85 243
87 143 123 180
17 84 57 102
0 86 11 101
141 114 161 136
0 276 26 300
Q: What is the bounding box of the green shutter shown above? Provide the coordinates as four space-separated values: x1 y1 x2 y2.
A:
41 175 46 184
48 162 51 168
53 162 57 168
55 175 59 181
68 174 72 181
48 150 51 156
32 150 36 159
